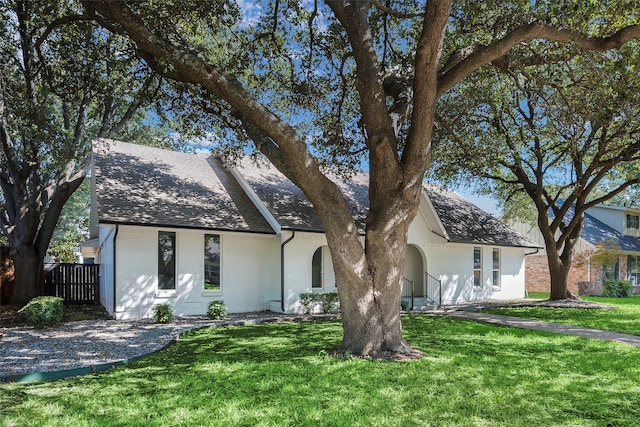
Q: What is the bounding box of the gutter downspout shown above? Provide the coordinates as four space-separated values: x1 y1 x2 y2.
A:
523 248 540 298
280 231 296 313
112 225 119 317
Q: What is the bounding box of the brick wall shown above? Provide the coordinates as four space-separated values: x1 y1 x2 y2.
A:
525 253 616 295
525 255 552 293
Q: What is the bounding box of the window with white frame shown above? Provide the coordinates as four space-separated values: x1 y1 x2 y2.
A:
492 248 501 290
627 214 639 230
204 234 221 290
629 255 640 286
158 231 176 290
473 247 482 289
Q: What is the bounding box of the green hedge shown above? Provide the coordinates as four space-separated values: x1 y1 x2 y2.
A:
299 292 340 314
602 280 633 298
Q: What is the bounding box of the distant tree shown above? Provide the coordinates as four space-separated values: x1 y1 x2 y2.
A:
0 0 191 304
431 49 640 300
47 179 90 263
83 0 640 357
592 239 623 280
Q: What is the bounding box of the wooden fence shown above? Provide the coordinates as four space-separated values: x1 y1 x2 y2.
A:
44 263 100 304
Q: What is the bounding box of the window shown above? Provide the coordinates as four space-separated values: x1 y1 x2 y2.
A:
492 248 501 290
158 231 176 290
312 247 323 288
629 256 640 286
603 259 620 281
627 214 639 230
204 234 221 290
473 247 482 289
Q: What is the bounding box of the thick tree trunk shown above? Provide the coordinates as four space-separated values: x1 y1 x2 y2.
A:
547 252 572 300
331 212 423 360
11 245 43 305
544 234 580 301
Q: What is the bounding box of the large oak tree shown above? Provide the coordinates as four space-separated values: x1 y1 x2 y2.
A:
431 49 640 300
83 0 640 358
0 0 191 305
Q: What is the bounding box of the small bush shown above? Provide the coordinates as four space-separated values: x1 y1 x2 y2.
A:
153 303 173 323
401 300 409 311
18 296 64 329
299 293 314 314
602 280 633 298
299 292 340 314
321 292 340 313
207 301 227 319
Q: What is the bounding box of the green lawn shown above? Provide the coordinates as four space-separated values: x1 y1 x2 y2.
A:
485 296 640 336
525 291 549 299
2 315 640 426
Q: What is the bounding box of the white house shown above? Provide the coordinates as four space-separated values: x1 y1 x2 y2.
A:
83 139 540 319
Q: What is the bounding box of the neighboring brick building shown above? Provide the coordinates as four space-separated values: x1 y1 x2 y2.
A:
512 204 640 296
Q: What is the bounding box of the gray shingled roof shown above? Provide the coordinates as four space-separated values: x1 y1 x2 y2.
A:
426 187 541 248
236 158 535 247
92 139 274 233
233 157 369 232
562 206 640 252
93 140 536 247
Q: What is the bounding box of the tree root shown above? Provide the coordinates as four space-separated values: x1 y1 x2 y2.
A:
565 290 579 300
334 342 424 362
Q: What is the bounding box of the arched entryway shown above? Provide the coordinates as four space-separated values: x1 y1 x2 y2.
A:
404 244 425 297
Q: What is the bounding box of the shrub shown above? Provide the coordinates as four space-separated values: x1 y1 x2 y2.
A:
602 280 633 298
299 293 314 314
401 300 409 311
153 303 173 323
207 301 227 319
18 296 64 329
321 292 340 313
299 292 340 314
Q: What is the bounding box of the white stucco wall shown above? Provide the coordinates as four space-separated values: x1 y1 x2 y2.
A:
99 196 530 318
280 232 337 313
111 225 279 319
97 225 116 314
426 243 526 304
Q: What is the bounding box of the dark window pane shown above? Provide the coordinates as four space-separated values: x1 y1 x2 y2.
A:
204 234 221 290
312 247 322 288
158 232 176 290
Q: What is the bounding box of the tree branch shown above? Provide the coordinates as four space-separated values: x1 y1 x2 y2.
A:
438 22 640 96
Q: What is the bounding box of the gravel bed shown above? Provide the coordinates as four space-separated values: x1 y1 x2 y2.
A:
0 312 326 380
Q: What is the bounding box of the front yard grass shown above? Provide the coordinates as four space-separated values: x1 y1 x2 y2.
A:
485 296 640 336
2 315 640 426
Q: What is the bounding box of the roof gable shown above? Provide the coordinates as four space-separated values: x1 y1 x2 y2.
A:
232 157 368 232
426 187 541 248
92 139 274 234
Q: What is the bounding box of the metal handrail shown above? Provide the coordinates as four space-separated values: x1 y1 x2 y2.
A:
402 277 414 310
425 272 442 307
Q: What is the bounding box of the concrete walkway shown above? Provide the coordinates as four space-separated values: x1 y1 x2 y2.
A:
444 311 640 347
